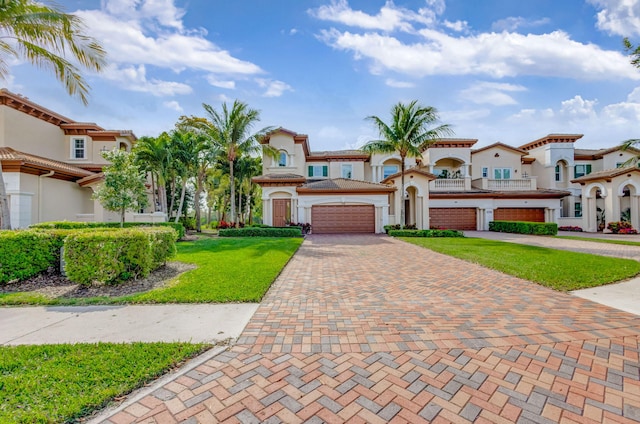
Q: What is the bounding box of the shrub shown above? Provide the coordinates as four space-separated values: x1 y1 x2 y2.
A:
0 231 60 284
216 221 245 229
388 229 465 238
178 216 196 231
288 223 312 235
558 226 583 232
606 221 638 234
219 227 302 237
383 224 420 233
63 228 177 285
489 220 558 235
30 221 185 239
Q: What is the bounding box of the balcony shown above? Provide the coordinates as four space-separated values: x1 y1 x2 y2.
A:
472 177 537 191
429 178 471 191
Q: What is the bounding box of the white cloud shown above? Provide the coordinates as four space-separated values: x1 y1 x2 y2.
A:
257 79 293 97
290 28 299 35
163 100 183 112
559 95 598 119
443 20 469 32
102 65 192 96
206 76 236 89
491 16 550 32
459 82 526 105
308 0 441 32
318 28 639 80
385 78 415 88
588 0 640 36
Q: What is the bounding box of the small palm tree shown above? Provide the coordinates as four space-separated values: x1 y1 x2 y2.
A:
363 100 452 226
133 135 171 214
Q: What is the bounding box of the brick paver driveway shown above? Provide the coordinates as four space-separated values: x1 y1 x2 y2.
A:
103 235 640 423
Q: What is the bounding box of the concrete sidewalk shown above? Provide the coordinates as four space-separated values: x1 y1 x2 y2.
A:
0 303 258 345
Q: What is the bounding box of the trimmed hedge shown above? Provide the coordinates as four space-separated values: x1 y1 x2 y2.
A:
63 227 177 285
218 227 303 237
489 220 558 235
30 221 185 239
388 229 465 238
0 231 60 284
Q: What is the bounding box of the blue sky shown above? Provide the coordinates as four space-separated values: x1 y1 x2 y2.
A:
7 0 640 150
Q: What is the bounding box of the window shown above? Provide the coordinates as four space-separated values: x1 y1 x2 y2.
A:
341 164 353 179
278 151 287 167
574 164 592 178
482 167 488 178
574 202 582 218
494 168 511 179
616 162 625 168
308 165 328 177
71 137 86 159
383 165 399 179
555 165 561 181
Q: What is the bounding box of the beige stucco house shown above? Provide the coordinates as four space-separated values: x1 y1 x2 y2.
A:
255 128 640 234
0 89 158 228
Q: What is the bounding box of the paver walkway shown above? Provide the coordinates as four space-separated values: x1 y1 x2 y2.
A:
98 235 640 423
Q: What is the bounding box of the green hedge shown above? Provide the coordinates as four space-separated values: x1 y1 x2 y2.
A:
489 220 558 235
0 231 60 284
30 221 185 239
218 227 303 237
63 227 177 285
388 229 465 238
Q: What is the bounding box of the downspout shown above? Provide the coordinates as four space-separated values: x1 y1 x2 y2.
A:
38 171 54 222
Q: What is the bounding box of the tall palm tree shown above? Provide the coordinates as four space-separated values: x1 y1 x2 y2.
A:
0 0 106 104
0 0 106 229
362 100 452 226
133 135 171 214
201 100 274 224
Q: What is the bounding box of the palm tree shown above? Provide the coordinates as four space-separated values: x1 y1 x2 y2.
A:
201 100 274 225
0 0 106 104
0 0 106 229
133 135 171 214
362 100 452 226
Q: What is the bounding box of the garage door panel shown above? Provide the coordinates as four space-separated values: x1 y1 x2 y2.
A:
494 208 544 222
312 205 375 233
430 208 477 230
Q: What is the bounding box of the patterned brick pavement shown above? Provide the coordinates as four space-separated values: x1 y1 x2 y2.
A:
100 235 640 423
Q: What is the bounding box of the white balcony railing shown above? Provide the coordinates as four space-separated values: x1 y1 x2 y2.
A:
472 177 537 191
429 178 471 191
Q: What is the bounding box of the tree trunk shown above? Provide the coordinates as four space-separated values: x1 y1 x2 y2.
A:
150 172 156 211
400 156 406 228
120 205 125 228
175 177 187 224
0 164 11 229
238 183 243 224
229 159 236 225
194 168 205 232
168 179 176 219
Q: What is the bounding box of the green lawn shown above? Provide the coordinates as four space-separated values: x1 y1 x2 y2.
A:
556 235 640 247
401 237 640 291
0 237 303 306
0 343 208 424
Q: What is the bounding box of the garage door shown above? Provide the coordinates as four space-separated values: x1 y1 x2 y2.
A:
430 208 477 230
494 208 544 222
312 205 375 234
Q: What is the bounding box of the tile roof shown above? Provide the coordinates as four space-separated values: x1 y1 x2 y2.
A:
297 178 395 193
381 166 437 183
571 165 640 183
0 147 95 178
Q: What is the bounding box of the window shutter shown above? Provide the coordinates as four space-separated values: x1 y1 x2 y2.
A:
574 165 578 176
322 166 328 177
308 166 313 177
586 164 592 174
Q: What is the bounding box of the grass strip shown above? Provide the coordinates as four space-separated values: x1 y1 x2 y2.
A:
0 342 208 423
0 237 302 305
401 237 640 291
556 235 640 247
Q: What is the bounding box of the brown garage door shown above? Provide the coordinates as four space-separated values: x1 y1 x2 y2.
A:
312 205 375 234
430 208 477 230
494 208 545 222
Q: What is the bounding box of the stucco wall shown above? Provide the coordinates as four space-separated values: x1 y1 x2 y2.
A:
263 133 306 176
471 148 522 179
1 106 65 160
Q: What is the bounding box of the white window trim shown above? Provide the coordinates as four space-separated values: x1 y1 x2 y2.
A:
493 167 512 179
341 164 353 179
70 136 87 160
383 165 399 179
481 167 488 178
278 151 288 167
309 165 328 177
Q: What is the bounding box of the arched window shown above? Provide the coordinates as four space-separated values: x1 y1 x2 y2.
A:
278 151 287 167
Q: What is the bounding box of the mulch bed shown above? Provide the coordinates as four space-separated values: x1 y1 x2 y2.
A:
0 262 196 299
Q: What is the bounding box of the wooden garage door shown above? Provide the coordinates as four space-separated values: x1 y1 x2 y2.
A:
430 208 477 230
312 205 375 234
494 208 544 222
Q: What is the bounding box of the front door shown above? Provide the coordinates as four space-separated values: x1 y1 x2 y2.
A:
273 199 291 227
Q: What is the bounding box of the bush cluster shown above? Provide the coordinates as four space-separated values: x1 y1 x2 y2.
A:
0 227 177 286
30 221 185 239
219 227 303 237
387 229 464 238
383 224 417 233
558 226 583 232
489 220 558 235
606 221 638 234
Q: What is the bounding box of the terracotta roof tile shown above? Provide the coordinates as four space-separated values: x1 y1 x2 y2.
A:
571 165 640 183
298 178 395 193
0 147 95 178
